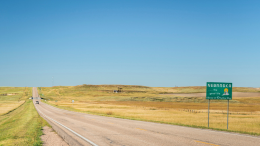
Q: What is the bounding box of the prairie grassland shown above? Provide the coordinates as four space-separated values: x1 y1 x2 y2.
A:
0 87 31 101
150 86 259 93
0 101 25 115
40 85 260 135
39 85 260 101
0 100 48 145
0 87 26 94
0 87 49 145
0 87 31 116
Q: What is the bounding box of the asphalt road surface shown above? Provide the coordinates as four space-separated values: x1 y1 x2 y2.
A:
32 87 260 146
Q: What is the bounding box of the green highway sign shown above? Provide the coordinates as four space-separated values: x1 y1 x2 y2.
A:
206 82 232 100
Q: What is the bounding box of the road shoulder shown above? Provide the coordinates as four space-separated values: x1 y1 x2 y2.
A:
41 126 69 146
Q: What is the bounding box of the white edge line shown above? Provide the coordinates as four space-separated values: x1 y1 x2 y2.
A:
35 105 98 146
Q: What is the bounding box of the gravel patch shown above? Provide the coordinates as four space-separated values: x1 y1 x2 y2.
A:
41 126 69 146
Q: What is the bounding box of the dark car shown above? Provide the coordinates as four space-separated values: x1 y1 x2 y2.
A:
36 101 39 104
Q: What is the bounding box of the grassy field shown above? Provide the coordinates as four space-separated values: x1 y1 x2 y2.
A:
0 100 49 145
0 87 49 145
0 87 31 116
39 85 260 136
0 101 25 115
0 87 30 101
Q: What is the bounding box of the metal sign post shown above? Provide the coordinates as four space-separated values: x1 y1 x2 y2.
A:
227 100 229 129
208 99 210 128
206 82 232 130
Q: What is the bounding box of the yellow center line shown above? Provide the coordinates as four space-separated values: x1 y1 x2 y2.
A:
195 140 219 146
135 128 147 131
91 119 95 120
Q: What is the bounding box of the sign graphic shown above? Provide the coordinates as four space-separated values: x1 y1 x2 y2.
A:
223 88 229 95
206 82 232 100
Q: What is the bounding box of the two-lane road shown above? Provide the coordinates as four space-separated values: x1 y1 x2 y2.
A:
33 87 260 146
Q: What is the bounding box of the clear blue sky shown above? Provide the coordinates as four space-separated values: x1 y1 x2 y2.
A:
1 0 259 87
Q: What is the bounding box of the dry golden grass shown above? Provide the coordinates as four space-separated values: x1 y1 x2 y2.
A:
39 85 260 102
0 101 25 115
0 87 31 115
0 87 48 145
152 86 260 93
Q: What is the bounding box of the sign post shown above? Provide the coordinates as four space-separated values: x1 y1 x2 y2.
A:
206 82 232 129
227 99 229 129
208 99 210 128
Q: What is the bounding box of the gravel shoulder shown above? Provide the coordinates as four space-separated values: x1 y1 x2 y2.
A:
41 126 69 146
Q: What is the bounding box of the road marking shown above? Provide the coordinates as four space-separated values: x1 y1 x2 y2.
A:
35 105 98 146
135 128 147 131
195 140 219 146
91 119 95 120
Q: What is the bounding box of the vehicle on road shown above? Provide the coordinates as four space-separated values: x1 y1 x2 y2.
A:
36 101 39 104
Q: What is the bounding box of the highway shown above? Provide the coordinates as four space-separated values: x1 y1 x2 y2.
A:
33 87 260 146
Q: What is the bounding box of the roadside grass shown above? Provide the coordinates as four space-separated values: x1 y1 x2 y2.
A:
40 85 260 136
0 101 25 115
0 87 49 145
0 87 30 101
0 100 49 146
0 87 31 116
